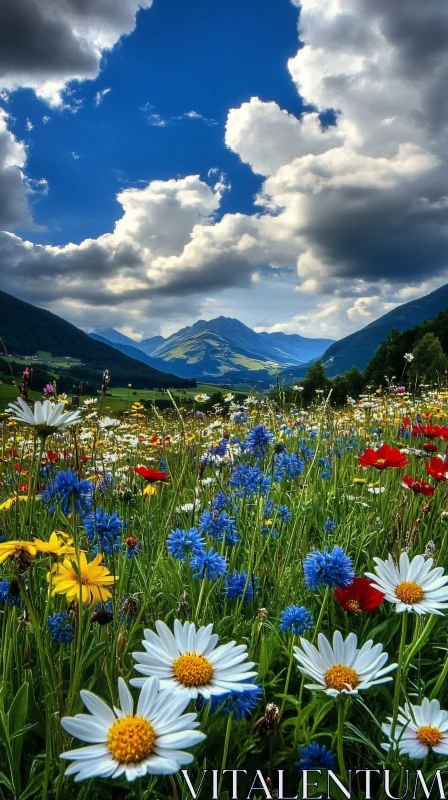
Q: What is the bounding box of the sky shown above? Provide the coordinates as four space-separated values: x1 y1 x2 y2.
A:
0 0 448 342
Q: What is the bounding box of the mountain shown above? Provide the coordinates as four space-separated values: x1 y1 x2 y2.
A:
280 283 448 380
0 290 195 390
92 327 141 348
92 316 333 381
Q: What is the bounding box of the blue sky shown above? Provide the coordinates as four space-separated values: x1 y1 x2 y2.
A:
8 0 301 246
1 0 447 341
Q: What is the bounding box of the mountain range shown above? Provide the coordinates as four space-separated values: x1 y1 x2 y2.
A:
0 290 194 389
91 317 334 382
279 283 448 381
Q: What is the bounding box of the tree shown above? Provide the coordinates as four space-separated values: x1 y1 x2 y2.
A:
408 333 448 386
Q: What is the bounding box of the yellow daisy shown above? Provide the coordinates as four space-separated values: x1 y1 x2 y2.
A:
0 540 37 564
33 531 77 557
48 552 117 605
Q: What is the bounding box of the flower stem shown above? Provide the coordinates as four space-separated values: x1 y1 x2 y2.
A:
337 699 347 783
391 613 408 741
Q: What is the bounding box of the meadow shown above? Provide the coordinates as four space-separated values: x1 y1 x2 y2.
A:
0 383 448 799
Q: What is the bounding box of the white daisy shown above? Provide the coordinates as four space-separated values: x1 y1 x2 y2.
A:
99 417 121 430
365 553 448 615
130 620 258 700
293 631 397 696
8 398 81 436
382 698 448 758
194 394 210 403
60 677 205 783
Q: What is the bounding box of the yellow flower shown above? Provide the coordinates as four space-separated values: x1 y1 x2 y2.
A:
143 484 158 497
352 478 367 485
0 540 37 564
0 495 29 511
33 531 76 557
48 552 117 605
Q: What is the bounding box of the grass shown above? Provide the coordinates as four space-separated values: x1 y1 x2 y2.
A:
0 386 448 798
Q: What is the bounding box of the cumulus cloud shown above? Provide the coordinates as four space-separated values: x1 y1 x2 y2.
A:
0 109 34 228
0 0 153 105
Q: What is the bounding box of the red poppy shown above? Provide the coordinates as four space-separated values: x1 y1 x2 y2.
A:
402 417 411 429
47 450 59 464
423 443 438 453
334 578 384 614
412 425 448 440
13 464 22 472
18 483 29 493
425 457 448 482
81 455 90 463
8 448 19 458
402 474 435 497
134 466 170 483
358 443 409 470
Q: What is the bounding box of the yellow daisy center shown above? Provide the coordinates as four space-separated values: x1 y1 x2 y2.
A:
107 715 156 764
395 581 424 605
173 651 213 687
325 664 359 692
416 725 442 749
346 600 362 614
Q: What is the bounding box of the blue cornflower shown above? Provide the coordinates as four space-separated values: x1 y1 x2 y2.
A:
166 528 206 562
323 519 336 532
84 509 124 554
304 546 354 590
210 684 263 720
279 606 313 635
288 453 305 478
40 468 92 516
300 444 315 460
159 457 168 471
198 510 239 546
274 452 304 482
230 463 271 497
320 470 331 479
225 571 254 603
47 611 74 645
263 498 275 516
0 579 21 607
208 438 228 458
212 491 232 512
296 743 336 771
242 425 274 458
190 548 227 583
98 472 114 493
278 505 292 523
230 411 248 425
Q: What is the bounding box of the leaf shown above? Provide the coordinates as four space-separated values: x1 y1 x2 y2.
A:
82 642 107 670
19 771 44 800
0 771 13 792
8 682 29 791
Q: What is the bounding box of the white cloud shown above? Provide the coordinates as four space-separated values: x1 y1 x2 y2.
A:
94 88 111 106
0 0 154 106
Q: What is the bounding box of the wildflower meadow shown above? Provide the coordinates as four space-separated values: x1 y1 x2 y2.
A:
1 384 448 799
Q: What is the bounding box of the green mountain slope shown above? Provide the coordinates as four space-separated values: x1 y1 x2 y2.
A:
0 290 195 389
279 283 448 380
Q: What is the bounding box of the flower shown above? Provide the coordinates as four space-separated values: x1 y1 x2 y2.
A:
382 698 448 759
225 572 254 603
190 548 227 583
365 553 448 615
293 630 396 696
334 577 384 614
198 510 238 546
98 417 120 430
242 425 274 458
0 540 37 565
194 394 210 403
279 606 313 635
323 519 336 532
304 546 354 590
402 475 435 497
33 531 76 557
48 552 117 605
0 578 21 607
295 742 336 771
358 443 409 470
7 398 81 437
48 610 74 644
134 466 170 483
40 469 92 516
131 620 258 700
210 684 262 720
404 353 414 362
84 510 124 554
166 528 206 561
230 463 271 497
425 457 448 482
60 677 205 782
